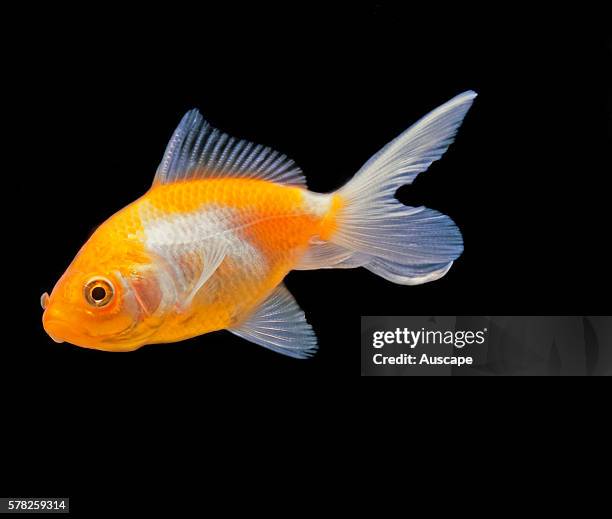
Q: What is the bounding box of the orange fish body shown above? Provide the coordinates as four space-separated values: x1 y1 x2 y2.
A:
134 179 341 345
42 92 476 357
139 179 341 343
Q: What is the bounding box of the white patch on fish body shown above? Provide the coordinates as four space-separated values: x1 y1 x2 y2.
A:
301 191 332 218
138 201 267 306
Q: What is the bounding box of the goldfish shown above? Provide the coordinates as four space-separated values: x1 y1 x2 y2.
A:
41 91 476 358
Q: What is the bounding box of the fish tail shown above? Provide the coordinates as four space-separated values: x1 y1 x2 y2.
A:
316 91 477 284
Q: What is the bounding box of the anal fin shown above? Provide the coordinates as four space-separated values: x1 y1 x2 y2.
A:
228 284 317 359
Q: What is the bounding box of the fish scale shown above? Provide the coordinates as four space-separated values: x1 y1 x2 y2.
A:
130 178 326 343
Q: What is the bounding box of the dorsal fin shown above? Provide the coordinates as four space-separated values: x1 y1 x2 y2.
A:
153 109 307 187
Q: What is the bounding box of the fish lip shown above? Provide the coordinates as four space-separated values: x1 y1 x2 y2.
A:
40 292 50 310
42 319 66 344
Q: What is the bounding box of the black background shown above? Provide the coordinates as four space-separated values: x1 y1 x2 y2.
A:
2 3 611 509
6 6 612 376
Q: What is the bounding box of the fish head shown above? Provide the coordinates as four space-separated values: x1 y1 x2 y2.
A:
41 228 168 351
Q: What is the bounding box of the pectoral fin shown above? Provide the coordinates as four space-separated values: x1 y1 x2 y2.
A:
181 240 228 308
228 284 318 359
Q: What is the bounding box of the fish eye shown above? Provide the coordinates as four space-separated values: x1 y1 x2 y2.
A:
84 277 114 307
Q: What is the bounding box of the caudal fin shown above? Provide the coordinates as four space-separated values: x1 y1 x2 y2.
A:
330 91 477 285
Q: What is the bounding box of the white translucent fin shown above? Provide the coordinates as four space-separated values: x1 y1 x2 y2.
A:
154 109 306 187
181 241 227 308
146 225 228 309
295 242 370 270
334 254 370 269
340 91 477 202
364 258 454 285
228 284 317 359
331 91 476 284
295 241 355 270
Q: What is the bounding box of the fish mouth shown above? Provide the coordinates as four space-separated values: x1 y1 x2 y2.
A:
41 292 65 343
42 319 67 344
